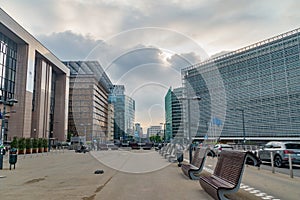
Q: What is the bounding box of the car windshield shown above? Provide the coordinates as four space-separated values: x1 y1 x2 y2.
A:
285 143 300 149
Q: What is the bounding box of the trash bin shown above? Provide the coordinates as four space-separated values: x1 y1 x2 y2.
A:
177 151 183 167
9 148 18 170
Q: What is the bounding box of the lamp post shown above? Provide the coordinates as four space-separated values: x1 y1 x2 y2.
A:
231 108 245 148
179 96 201 163
160 123 166 147
0 98 18 170
80 123 91 145
0 98 18 145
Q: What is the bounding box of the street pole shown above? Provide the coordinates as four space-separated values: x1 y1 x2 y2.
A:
84 126 86 145
187 99 192 163
0 104 6 146
231 108 245 149
179 96 201 164
241 109 245 148
0 98 18 170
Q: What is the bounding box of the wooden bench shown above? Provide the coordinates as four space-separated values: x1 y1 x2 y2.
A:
199 150 259 200
181 147 210 180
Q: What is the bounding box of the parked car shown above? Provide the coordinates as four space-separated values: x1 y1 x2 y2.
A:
75 145 89 153
213 144 233 156
257 141 300 167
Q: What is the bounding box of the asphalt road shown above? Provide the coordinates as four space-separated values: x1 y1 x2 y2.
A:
259 161 300 177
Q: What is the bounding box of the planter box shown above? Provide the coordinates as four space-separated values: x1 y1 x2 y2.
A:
44 148 48 152
18 149 25 155
38 148 44 153
32 148 38 153
26 148 32 154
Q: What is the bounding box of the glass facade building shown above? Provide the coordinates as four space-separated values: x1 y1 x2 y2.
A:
0 32 17 101
182 28 300 140
164 87 184 141
109 85 135 140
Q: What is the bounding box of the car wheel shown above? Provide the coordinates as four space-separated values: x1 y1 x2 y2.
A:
274 155 283 168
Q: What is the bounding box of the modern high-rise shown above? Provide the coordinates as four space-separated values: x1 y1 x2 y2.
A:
147 126 163 138
182 28 300 141
109 85 135 140
64 61 113 142
164 87 184 141
134 123 143 138
0 8 70 143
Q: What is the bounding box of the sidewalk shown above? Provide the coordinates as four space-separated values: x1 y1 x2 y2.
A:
0 149 263 200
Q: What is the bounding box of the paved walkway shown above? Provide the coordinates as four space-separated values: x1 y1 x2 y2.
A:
0 149 270 200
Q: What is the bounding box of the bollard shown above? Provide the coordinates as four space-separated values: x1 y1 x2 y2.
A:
0 154 3 170
270 152 275 173
288 154 293 178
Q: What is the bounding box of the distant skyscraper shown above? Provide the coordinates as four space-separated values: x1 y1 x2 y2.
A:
147 126 163 138
134 123 143 138
164 87 184 141
109 85 135 140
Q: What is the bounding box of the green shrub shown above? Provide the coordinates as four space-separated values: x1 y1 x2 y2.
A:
32 138 38 148
18 138 26 149
43 138 48 148
11 137 18 149
25 138 32 149
38 138 43 148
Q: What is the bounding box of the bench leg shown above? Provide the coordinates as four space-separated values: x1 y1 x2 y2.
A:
189 171 200 180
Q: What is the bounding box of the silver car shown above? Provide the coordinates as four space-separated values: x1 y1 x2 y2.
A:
257 141 300 167
213 144 233 156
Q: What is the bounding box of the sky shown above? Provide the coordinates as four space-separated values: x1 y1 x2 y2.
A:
1 0 300 131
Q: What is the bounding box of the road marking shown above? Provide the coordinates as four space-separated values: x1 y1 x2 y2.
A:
202 167 281 200
245 187 254 191
240 183 280 200
250 189 260 194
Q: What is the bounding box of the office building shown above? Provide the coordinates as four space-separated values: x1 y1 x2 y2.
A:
134 123 143 139
64 61 113 142
182 28 300 141
109 85 135 140
147 126 163 138
164 87 184 141
0 8 69 142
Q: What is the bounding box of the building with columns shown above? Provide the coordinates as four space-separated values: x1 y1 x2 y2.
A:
0 8 70 142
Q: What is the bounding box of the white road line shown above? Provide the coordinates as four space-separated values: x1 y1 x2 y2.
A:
255 193 266 197
245 187 255 191
250 190 261 194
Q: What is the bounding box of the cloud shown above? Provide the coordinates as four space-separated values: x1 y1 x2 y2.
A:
2 0 300 57
37 31 101 60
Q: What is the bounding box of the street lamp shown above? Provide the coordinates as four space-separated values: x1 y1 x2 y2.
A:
231 108 245 148
179 96 201 163
0 98 18 170
80 123 91 145
160 123 166 147
0 98 18 145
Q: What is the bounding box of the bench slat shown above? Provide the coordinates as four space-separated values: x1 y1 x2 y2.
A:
199 150 259 200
